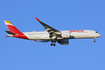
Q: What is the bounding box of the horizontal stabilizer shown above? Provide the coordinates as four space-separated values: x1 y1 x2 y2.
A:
5 30 16 35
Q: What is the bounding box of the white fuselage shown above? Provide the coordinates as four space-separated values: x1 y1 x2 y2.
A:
23 30 101 40
4 18 101 46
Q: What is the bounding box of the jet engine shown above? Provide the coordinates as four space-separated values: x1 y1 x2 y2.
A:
58 39 69 45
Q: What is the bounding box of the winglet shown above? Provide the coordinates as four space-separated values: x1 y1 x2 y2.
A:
35 17 40 21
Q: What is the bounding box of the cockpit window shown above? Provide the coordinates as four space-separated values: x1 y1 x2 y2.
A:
96 31 98 33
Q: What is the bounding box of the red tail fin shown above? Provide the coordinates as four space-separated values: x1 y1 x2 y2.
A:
4 21 22 34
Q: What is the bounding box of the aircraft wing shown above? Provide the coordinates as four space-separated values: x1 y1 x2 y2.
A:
35 17 61 37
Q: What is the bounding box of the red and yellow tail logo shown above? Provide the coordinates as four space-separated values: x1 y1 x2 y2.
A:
4 20 28 39
4 21 22 34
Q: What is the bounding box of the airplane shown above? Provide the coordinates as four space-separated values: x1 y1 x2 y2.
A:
4 17 101 46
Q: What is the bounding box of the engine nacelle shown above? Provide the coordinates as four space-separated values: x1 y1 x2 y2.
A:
58 39 69 45
62 32 70 38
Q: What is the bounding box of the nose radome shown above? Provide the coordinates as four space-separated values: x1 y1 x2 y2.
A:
98 33 101 37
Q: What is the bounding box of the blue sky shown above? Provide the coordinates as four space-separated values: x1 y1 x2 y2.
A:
0 0 105 70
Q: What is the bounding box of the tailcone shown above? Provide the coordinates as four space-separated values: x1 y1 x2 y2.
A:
6 34 13 37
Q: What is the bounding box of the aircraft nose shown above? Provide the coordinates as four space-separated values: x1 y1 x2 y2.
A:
98 33 101 37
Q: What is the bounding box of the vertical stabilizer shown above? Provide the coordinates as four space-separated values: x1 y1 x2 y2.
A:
4 21 22 34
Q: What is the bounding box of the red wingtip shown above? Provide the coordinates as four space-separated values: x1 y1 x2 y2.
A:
35 17 40 21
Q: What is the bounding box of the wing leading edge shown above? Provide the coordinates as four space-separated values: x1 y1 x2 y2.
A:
35 17 61 38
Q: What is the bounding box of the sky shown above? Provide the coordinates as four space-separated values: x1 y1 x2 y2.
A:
0 0 105 70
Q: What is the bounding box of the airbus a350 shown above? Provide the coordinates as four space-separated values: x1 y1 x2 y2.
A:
4 17 101 46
